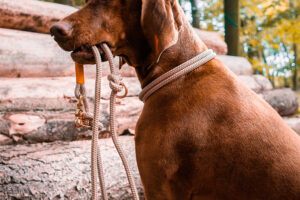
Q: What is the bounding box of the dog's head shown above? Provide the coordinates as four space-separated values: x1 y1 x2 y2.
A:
50 0 183 66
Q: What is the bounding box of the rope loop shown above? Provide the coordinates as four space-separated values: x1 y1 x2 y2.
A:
107 74 123 93
75 83 81 99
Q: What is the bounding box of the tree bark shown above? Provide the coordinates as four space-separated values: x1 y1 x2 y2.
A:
0 136 144 199
0 0 77 34
0 76 143 145
293 43 298 90
53 0 73 6
224 0 240 56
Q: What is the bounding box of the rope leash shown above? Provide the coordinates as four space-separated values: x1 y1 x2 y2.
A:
139 49 216 102
74 44 139 200
74 46 215 199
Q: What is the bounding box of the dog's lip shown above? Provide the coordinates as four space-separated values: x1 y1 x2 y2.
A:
71 43 110 64
71 42 115 56
72 44 102 54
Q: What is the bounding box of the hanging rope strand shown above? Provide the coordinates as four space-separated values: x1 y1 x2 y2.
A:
75 46 216 200
91 46 108 200
75 45 139 200
101 44 140 200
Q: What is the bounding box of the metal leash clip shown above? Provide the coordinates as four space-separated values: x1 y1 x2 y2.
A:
74 95 84 128
74 94 102 130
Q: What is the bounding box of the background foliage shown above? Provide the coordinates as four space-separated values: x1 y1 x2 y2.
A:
41 0 300 90
180 0 300 90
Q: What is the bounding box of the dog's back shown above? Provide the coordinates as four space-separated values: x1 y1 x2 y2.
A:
136 58 300 200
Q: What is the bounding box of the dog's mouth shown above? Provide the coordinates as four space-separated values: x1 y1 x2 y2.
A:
71 44 108 64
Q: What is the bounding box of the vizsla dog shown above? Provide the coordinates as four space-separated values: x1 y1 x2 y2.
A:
51 0 300 199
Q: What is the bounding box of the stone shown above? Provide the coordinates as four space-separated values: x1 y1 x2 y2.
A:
193 29 227 55
0 0 77 34
283 117 300 135
218 55 253 75
238 75 273 93
238 75 261 93
262 88 299 116
252 74 273 91
0 136 145 200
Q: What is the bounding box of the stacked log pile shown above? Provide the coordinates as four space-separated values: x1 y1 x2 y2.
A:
0 77 143 144
0 63 298 145
0 0 299 199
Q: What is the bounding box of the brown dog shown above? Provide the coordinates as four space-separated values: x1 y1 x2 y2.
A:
51 0 300 199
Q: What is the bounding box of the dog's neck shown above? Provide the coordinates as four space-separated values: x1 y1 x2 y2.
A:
135 23 208 89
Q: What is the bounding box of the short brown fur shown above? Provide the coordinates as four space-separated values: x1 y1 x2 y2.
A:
51 0 300 199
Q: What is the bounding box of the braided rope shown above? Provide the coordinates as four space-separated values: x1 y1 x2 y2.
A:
100 44 140 200
139 49 216 102
91 46 108 200
75 46 215 200
75 45 139 200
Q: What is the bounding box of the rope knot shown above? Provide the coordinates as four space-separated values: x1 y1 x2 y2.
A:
107 74 123 93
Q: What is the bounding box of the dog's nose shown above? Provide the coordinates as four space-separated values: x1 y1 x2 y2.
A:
50 22 72 39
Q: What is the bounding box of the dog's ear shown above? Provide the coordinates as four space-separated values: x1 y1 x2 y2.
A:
141 0 183 62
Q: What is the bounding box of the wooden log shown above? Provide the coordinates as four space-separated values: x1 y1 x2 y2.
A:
0 136 145 199
0 0 76 34
0 75 297 145
0 77 142 144
0 0 227 54
0 28 136 78
0 28 228 78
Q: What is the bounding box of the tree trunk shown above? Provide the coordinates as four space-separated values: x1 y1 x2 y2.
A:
224 0 240 56
293 43 298 90
190 0 200 28
0 137 144 199
290 0 298 91
53 0 73 5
